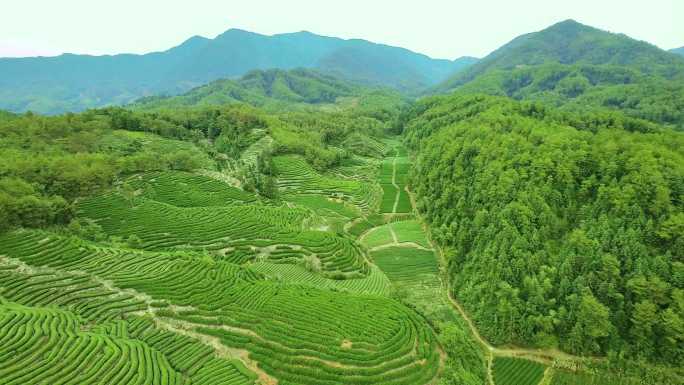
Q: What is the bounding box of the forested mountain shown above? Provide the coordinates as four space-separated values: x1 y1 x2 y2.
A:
671 47 684 56
0 29 473 114
403 94 684 381
434 20 684 130
439 19 684 88
132 68 388 110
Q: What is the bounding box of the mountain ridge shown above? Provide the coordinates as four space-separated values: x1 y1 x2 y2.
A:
437 19 684 92
131 67 385 110
0 28 474 114
430 19 684 129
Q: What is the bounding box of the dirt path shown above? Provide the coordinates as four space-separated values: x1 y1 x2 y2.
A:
388 222 399 244
368 241 432 252
391 150 401 214
405 185 589 384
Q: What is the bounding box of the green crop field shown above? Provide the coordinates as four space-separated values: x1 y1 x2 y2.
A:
377 145 412 214
273 155 380 213
361 223 395 248
0 227 440 385
550 370 640 385
492 357 545 385
391 220 430 248
371 247 439 286
250 262 392 296
379 184 398 213
282 193 361 219
128 171 257 207
76 190 369 278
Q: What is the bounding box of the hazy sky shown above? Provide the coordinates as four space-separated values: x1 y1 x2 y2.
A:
1 0 682 59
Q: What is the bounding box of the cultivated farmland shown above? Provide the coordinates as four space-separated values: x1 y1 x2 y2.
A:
492 357 545 385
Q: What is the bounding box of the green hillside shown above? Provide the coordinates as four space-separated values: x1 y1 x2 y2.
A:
133 68 377 110
435 20 684 129
671 46 684 56
440 19 684 88
402 93 684 383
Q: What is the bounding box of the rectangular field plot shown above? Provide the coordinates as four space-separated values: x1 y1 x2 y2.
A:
550 370 640 385
394 157 410 185
379 159 394 184
283 194 361 219
361 224 394 249
394 189 412 213
392 220 430 248
379 184 397 213
492 357 545 385
370 247 439 285
370 246 448 316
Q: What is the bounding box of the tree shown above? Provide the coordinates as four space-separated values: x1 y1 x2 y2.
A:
630 300 658 358
569 292 612 354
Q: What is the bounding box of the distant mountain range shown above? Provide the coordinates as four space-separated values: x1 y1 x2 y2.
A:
0 29 475 114
672 46 684 56
434 19 684 129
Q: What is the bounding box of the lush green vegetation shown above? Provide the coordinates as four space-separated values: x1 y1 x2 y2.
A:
3 17 684 385
403 93 684 383
549 369 638 385
0 88 469 385
134 69 367 110
491 357 545 385
436 20 684 130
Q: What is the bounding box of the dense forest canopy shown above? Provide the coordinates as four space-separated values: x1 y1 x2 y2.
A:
403 93 684 369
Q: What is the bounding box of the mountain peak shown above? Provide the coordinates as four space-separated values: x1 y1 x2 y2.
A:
179 35 210 47
215 28 264 40
436 19 684 92
549 18 583 28
537 18 599 40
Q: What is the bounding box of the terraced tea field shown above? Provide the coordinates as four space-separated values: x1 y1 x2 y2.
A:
77 186 369 278
128 171 257 207
492 357 545 385
273 155 381 213
250 262 392 296
0 226 440 385
0 152 448 385
378 144 412 214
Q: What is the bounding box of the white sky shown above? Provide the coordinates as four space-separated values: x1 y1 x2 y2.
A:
1 0 682 59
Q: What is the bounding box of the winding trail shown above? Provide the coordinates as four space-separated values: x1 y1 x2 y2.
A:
405 182 589 384
391 155 401 213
